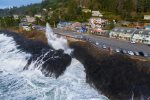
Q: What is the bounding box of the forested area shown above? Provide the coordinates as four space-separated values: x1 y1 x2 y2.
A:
1 0 150 22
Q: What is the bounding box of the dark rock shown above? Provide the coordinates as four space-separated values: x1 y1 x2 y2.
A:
70 41 150 100
0 30 72 78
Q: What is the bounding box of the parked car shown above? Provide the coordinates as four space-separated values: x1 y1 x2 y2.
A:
95 42 99 45
75 35 83 39
102 45 107 49
134 52 140 56
121 50 127 54
115 49 120 53
128 51 134 55
139 52 149 57
131 41 136 44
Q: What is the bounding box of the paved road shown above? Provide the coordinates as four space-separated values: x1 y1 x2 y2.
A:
53 29 150 57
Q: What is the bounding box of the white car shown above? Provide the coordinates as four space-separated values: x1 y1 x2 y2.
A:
115 49 120 53
96 42 99 45
131 41 136 44
128 51 134 55
102 45 107 49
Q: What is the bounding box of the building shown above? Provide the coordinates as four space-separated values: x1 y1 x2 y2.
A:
13 15 19 20
26 16 35 23
132 29 150 44
34 14 42 18
90 18 106 28
21 17 27 22
109 27 136 41
82 9 91 13
110 27 150 44
144 15 150 20
92 11 103 17
57 22 72 29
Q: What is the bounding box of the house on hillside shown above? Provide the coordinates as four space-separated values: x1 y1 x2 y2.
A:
13 14 19 20
26 16 35 23
21 17 27 22
57 22 72 29
144 15 150 20
34 14 42 18
82 9 91 13
92 11 103 17
90 18 107 28
132 30 150 44
109 27 136 41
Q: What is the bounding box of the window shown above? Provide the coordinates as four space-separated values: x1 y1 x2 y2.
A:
121 29 124 32
127 30 131 32
146 35 149 38
139 31 143 34
114 29 118 31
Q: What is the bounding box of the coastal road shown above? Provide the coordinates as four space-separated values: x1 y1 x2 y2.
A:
53 29 150 57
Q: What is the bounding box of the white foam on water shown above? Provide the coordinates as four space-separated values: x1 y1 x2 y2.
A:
0 32 108 100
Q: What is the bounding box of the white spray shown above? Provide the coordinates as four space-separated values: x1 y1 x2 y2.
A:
45 23 72 54
0 32 108 100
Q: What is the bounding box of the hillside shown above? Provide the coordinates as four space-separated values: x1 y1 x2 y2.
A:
1 0 150 21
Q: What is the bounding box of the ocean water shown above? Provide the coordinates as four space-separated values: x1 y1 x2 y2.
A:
0 26 108 100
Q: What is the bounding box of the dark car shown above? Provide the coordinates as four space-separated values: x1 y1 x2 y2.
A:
120 50 127 54
139 52 148 57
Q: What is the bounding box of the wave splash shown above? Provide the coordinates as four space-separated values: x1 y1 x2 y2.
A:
0 29 108 100
45 23 72 54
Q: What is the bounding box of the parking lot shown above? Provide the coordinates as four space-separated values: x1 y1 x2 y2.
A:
53 29 150 58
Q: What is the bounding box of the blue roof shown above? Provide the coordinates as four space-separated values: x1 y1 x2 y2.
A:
145 26 150 28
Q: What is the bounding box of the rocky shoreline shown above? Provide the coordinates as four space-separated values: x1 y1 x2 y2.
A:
2 30 150 100
69 40 150 100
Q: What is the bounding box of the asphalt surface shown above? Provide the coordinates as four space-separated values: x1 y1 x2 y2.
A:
53 29 150 57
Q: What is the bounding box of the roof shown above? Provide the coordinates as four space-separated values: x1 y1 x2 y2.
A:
26 16 35 23
82 9 91 13
112 27 150 35
145 26 150 28
134 29 150 35
92 11 103 17
112 27 136 34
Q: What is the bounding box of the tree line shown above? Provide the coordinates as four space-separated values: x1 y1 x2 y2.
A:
1 0 150 25
0 16 20 28
41 0 150 21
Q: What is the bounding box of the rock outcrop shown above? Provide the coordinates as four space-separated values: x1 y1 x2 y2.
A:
69 41 150 100
0 30 72 78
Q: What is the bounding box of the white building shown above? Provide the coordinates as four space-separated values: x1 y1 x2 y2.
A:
92 11 103 17
34 14 42 18
109 27 136 41
110 27 150 44
13 15 19 20
26 16 35 23
132 30 150 44
82 9 91 13
90 18 106 28
144 15 150 20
